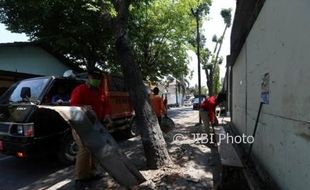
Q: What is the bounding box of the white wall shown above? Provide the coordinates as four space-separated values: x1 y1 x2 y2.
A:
0 46 70 76
232 0 310 189
232 45 247 134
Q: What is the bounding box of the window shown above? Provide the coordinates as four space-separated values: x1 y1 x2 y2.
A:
43 79 83 105
8 78 50 103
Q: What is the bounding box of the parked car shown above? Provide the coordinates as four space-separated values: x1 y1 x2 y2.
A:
0 73 134 165
192 97 205 110
184 100 192 106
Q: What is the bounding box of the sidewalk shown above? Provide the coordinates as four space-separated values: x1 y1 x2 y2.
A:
20 111 224 190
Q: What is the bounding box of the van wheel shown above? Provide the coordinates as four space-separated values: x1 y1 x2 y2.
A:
129 117 140 136
57 134 78 165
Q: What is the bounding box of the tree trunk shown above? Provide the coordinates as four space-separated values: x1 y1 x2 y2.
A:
214 25 228 64
206 68 213 96
113 0 171 169
207 24 228 96
213 65 220 95
87 58 96 71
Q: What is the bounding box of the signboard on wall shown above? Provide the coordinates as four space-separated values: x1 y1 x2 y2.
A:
261 73 270 104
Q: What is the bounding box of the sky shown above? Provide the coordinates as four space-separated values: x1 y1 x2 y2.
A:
0 0 236 87
0 24 28 43
188 0 236 87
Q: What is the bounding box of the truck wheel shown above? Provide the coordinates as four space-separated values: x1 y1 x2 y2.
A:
129 117 140 136
57 134 78 165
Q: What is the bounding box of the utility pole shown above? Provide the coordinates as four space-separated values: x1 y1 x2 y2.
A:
192 8 202 124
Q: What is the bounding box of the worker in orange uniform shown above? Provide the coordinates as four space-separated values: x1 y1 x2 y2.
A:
199 93 226 134
70 70 112 190
150 87 166 123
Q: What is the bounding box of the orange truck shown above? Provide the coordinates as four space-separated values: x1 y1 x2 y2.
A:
100 74 134 132
0 73 134 164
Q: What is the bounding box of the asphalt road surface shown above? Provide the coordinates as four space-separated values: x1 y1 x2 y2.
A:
0 107 198 190
0 154 65 190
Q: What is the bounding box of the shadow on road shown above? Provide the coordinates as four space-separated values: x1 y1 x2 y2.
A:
0 156 67 190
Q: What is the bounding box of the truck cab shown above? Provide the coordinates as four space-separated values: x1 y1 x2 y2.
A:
0 74 134 164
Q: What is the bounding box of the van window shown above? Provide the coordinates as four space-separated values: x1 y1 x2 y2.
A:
7 78 50 103
43 79 83 105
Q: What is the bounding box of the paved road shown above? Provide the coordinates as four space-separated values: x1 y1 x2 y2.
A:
0 107 198 190
167 106 199 124
0 154 65 190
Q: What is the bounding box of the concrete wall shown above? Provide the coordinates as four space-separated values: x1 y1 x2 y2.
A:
232 0 310 189
232 45 247 134
0 46 70 76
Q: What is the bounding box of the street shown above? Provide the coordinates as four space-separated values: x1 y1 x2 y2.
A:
1 1 308 188
0 154 65 190
0 107 199 190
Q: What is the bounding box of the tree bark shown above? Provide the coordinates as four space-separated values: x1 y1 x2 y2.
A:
208 68 214 96
214 25 228 64
113 0 171 169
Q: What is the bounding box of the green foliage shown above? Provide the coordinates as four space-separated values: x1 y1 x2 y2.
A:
187 85 208 96
212 64 220 95
212 35 218 42
129 0 211 81
0 0 210 81
220 8 232 27
200 47 211 67
201 86 209 96
191 1 210 18
201 7 232 95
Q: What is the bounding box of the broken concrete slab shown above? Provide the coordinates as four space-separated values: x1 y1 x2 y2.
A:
37 106 145 188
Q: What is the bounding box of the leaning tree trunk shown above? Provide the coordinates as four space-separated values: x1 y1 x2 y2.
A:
214 25 228 64
113 0 171 169
206 24 228 97
206 67 214 96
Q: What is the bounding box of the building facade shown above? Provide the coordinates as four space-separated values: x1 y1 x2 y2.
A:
0 42 75 95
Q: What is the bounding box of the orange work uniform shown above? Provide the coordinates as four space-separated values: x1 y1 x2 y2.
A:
150 94 166 118
70 83 111 180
